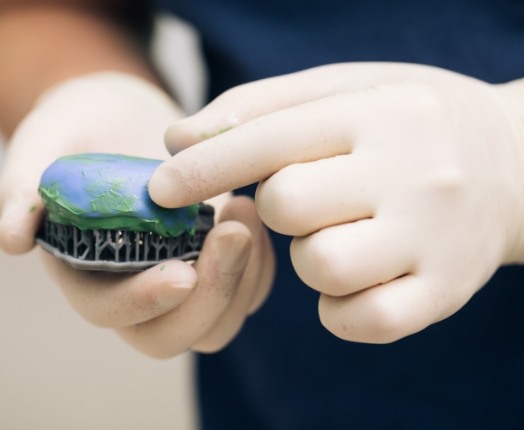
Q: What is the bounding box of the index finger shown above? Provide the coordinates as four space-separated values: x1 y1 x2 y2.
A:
148 82 409 208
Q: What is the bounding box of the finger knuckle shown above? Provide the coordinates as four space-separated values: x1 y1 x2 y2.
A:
256 168 310 235
319 291 408 343
374 81 446 126
422 164 466 200
257 179 298 234
399 82 447 119
295 239 352 296
362 294 407 343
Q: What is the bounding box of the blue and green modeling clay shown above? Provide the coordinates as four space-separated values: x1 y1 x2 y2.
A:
39 153 200 237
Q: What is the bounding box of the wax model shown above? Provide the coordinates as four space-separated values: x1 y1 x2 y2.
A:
36 153 214 272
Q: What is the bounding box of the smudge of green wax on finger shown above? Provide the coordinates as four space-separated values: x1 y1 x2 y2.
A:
199 125 233 140
38 153 199 237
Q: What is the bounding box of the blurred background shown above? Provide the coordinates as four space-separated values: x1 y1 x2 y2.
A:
0 250 198 430
0 14 205 430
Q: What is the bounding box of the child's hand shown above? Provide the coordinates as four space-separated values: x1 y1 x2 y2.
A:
149 62 524 343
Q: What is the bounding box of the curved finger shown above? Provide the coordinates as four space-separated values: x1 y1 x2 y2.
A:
151 95 352 208
150 81 429 208
0 142 55 254
117 220 252 359
290 219 416 297
192 196 275 352
255 153 380 236
0 189 43 254
40 251 197 328
318 274 468 344
165 62 433 151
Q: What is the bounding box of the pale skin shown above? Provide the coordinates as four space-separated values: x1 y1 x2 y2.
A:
0 0 274 358
150 64 524 343
1 1 524 356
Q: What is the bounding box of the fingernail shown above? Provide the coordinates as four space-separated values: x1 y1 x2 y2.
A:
156 264 197 305
157 283 195 307
216 232 251 273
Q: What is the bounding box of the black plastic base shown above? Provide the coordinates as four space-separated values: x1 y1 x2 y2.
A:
36 204 214 272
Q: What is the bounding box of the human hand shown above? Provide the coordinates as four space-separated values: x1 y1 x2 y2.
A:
0 72 274 357
42 194 274 357
0 72 182 253
149 62 524 343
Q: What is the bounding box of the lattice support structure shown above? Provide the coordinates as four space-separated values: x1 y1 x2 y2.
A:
39 219 206 264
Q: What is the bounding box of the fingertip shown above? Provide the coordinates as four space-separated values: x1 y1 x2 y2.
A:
165 122 199 154
149 258 198 290
165 106 239 151
0 228 35 254
200 220 252 275
143 260 198 310
150 154 234 209
211 219 252 244
214 220 252 252
148 163 185 208
0 200 42 254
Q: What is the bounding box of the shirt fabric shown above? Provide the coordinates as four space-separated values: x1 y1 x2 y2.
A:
153 1 524 428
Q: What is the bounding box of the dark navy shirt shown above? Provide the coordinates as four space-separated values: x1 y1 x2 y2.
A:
153 1 524 428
